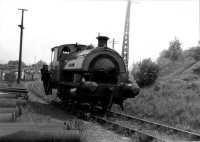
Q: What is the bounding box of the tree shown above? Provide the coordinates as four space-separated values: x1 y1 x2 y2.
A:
7 60 26 69
157 50 171 69
190 46 200 61
4 72 16 87
32 60 47 70
132 58 159 87
165 37 182 61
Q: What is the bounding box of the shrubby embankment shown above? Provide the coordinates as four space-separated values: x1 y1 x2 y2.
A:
115 42 200 133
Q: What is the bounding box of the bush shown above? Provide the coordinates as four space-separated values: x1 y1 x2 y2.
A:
193 66 200 75
157 55 170 69
132 58 159 87
4 72 16 87
191 46 200 61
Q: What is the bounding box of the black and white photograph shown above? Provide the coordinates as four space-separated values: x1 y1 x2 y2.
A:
0 0 200 141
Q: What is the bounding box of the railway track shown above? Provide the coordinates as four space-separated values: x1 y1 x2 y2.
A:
30 82 200 141
94 110 200 141
41 95 170 142
108 111 200 141
91 114 167 142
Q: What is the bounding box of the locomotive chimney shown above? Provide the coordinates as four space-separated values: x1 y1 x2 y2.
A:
96 36 109 47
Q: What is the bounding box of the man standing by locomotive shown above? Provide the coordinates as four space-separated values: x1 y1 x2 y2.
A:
40 64 51 95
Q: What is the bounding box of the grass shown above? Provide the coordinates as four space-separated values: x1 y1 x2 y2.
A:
112 55 200 134
112 79 200 133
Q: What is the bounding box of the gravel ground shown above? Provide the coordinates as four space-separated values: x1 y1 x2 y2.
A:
15 81 133 142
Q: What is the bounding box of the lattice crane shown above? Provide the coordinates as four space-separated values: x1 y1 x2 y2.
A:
121 0 131 71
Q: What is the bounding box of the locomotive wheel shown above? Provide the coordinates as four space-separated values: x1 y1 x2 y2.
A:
57 92 69 104
69 97 76 113
89 102 95 113
57 87 71 105
73 99 81 109
100 92 113 115
100 99 109 115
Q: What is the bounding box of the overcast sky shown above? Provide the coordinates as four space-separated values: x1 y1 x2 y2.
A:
0 0 199 68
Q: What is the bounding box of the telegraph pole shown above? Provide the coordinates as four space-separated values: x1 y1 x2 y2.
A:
198 0 200 46
112 38 118 49
17 8 28 84
109 38 118 49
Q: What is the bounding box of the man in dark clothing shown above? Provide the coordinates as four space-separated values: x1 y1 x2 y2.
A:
40 64 51 95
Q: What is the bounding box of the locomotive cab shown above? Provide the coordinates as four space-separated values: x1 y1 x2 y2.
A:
50 44 87 82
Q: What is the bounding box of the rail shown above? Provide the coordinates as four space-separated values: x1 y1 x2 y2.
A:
108 110 200 141
91 114 167 141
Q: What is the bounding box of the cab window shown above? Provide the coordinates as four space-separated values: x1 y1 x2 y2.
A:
51 48 58 62
62 46 70 55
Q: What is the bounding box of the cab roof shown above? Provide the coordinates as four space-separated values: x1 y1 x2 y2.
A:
51 44 88 52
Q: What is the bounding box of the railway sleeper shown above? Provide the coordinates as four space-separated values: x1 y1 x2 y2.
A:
92 115 167 142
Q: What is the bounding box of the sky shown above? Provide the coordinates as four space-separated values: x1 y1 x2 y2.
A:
0 0 199 68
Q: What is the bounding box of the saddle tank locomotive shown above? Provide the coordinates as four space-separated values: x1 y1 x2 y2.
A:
42 36 140 112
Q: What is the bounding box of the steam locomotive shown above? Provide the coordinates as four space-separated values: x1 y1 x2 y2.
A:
41 36 140 112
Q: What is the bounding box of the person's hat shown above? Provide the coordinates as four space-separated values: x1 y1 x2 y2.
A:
43 64 48 67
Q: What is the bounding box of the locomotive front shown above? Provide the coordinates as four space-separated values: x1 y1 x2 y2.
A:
44 36 140 112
